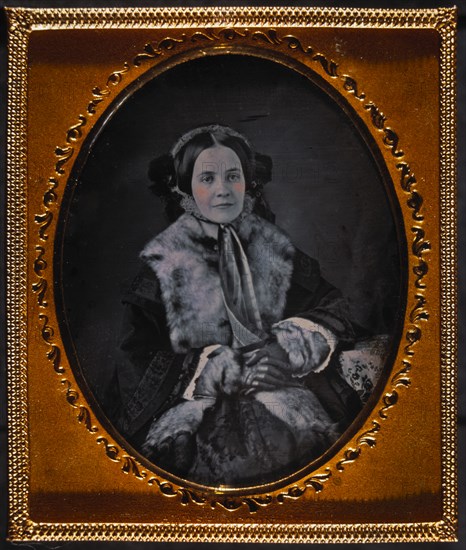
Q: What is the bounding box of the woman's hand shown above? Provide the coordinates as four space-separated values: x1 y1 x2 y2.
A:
194 346 242 398
241 342 291 393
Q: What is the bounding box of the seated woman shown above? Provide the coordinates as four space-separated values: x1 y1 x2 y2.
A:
113 125 362 486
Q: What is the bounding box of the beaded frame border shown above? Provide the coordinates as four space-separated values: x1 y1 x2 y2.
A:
6 6 457 543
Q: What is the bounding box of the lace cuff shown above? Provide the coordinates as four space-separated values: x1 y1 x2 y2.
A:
182 345 221 400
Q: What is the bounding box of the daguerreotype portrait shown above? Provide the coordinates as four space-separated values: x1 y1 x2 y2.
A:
62 58 400 487
5 6 457 543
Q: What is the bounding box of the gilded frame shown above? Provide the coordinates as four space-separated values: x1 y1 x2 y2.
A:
6 6 457 543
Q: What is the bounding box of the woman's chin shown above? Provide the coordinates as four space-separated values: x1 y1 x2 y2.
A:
206 207 242 224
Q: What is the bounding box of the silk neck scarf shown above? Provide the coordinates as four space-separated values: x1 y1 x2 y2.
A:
217 223 265 347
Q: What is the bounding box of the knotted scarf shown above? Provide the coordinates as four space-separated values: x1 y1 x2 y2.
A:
218 223 265 347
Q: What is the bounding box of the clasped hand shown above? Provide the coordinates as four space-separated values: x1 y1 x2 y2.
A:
193 346 242 398
193 341 291 397
241 341 291 393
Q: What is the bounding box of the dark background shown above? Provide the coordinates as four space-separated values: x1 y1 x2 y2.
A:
1 0 464 549
59 53 400 405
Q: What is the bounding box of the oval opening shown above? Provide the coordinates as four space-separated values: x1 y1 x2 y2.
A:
55 53 406 490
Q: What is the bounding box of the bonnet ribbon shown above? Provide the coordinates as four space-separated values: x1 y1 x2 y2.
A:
218 224 265 347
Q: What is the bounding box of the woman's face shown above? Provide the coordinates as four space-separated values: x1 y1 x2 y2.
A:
191 145 246 224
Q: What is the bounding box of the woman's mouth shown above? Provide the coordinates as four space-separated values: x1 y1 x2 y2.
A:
212 203 234 209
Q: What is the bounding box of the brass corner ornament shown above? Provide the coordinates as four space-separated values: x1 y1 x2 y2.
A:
6 6 457 543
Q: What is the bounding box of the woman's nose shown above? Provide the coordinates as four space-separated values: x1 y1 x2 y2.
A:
215 179 230 196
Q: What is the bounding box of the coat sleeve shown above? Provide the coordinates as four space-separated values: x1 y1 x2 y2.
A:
283 248 355 344
113 265 201 443
281 249 362 428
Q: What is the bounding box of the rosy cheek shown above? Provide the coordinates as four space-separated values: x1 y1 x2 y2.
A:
194 187 209 199
232 182 245 192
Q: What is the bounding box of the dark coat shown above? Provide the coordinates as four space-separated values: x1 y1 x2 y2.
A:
110 214 359 450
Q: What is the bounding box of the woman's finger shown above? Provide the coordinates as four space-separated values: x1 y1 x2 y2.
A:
253 363 288 379
246 380 283 395
242 384 277 395
258 373 287 387
241 369 255 387
241 361 288 388
242 370 287 388
244 348 268 366
255 356 289 371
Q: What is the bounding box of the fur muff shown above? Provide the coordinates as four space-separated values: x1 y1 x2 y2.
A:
141 213 294 353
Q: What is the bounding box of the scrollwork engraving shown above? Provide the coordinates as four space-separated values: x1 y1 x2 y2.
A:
410 294 429 323
277 468 332 502
303 469 333 492
30 45 160 503
133 38 186 67
336 422 381 470
47 345 64 375
133 43 162 66
277 485 306 501
77 406 98 433
382 128 404 157
91 86 111 99
251 29 282 46
33 246 47 276
364 102 387 129
312 53 339 77
96 437 121 461
336 449 360 471
412 226 431 257
34 211 53 241
191 31 216 43
379 391 399 418
106 62 130 86
391 359 411 388
217 28 248 41
356 421 381 447
413 260 429 289
282 35 313 54
39 313 54 342
342 76 366 100
43 177 59 207
404 325 422 356
66 115 87 143
179 488 209 506
121 456 146 479
87 96 105 115
407 191 424 220
147 475 274 512
54 145 74 175
396 161 417 192
61 379 80 407
32 278 48 307
38 314 65 374
217 496 274 514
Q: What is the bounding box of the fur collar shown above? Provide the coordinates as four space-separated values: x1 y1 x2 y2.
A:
141 213 294 353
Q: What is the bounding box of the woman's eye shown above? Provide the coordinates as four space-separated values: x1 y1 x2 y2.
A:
200 175 214 184
227 173 241 182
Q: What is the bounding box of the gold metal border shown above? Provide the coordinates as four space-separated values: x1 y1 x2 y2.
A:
6 10 30 541
6 6 457 543
438 11 458 537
